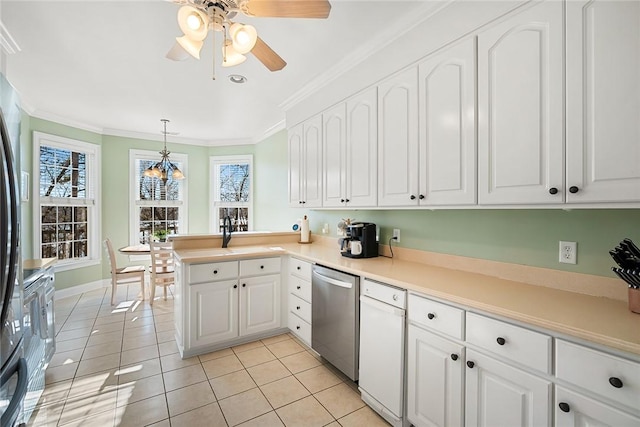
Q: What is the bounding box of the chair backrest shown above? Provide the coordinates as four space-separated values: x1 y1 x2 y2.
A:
149 241 174 275
104 238 117 274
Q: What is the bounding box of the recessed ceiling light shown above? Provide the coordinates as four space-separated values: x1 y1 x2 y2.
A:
228 74 247 84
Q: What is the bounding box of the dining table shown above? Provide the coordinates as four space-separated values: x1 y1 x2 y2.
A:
118 244 150 255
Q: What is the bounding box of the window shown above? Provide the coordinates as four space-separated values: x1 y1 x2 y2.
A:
33 132 101 270
130 150 187 244
210 155 253 233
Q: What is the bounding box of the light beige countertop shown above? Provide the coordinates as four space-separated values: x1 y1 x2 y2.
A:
23 257 57 271
174 241 640 357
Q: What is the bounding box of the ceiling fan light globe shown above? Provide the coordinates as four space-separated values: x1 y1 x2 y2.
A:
222 41 247 67
178 6 209 41
230 23 257 54
176 35 203 60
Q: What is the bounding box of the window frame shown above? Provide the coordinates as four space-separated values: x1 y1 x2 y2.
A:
129 149 188 245
210 155 254 233
32 131 102 271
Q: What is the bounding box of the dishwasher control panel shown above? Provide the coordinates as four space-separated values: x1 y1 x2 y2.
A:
361 278 406 309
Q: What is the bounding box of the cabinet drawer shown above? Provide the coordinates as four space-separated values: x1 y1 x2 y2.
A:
556 339 640 410
240 257 281 277
289 257 312 280
466 312 551 374
408 294 464 340
289 294 311 323
289 275 311 302
189 261 238 284
288 311 311 345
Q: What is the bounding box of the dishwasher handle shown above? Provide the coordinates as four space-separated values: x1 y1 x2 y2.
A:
360 295 405 317
312 270 353 289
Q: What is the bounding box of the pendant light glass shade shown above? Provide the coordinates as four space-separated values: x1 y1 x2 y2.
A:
229 23 257 54
178 6 209 41
222 41 247 67
176 35 203 59
166 41 190 61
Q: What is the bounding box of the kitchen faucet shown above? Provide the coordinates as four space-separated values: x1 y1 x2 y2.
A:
222 215 232 248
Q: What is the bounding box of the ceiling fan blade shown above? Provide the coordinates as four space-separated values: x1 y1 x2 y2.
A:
242 0 331 18
251 37 287 71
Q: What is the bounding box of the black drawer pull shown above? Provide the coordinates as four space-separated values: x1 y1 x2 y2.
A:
496 337 506 346
296 286 301 290
466 361 475 369
233 284 237 289
296 306 301 310
569 186 579 194
427 313 435 320
549 187 558 195
558 402 570 413
260 265 264 269
296 266 301 270
609 377 623 388
296 326 301 330
450 354 458 361
213 270 218 274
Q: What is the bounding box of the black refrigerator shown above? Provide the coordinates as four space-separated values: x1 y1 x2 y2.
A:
0 74 27 427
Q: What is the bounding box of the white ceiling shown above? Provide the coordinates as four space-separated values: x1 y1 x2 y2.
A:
2 0 430 145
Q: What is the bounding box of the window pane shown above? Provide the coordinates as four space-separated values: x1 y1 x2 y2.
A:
42 225 56 243
42 206 57 224
218 207 248 232
74 207 87 222
218 163 250 202
39 146 88 199
153 207 166 221
167 207 178 221
58 242 71 260
42 244 57 258
136 159 182 201
58 206 72 223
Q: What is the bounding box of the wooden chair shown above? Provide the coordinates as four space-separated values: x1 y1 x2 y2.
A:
149 241 175 304
104 238 146 305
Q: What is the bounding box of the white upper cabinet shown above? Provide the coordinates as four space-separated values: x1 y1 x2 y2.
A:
346 88 378 207
418 38 477 206
477 1 565 205
566 0 640 203
322 103 347 208
288 115 322 208
378 67 420 206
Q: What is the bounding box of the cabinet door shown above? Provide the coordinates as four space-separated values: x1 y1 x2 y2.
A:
303 115 323 208
189 280 238 347
407 325 464 427
418 38 476 206
239 274 281 336
465 350 551 427
378 67 419 206
556 386 640 427
477 1 564 205
288 123 304 207
174 260 183 348
566 0 640 203
346 87 378 207
323 104 347 207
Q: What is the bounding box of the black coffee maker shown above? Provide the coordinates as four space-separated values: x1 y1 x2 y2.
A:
341 222 378 258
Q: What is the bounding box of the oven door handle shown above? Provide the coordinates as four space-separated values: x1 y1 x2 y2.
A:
38 289 49 339
312 271 353 289
0 357 28 427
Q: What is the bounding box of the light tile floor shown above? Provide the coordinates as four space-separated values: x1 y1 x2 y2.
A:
29 284 390 426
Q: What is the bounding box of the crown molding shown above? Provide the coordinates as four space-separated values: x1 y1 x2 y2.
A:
0 22 20 55
279 0 453 112
30 109 104 135
255 118 285 143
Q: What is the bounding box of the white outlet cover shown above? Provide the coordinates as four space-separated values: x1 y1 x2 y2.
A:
559 241 577 264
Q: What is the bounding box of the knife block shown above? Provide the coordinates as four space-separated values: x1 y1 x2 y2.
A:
629 288 640 314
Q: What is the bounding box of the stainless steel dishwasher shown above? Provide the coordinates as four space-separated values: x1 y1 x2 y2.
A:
311 264 360 381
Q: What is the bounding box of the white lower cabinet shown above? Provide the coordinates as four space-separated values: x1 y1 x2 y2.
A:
407 325 464 427
465 349 551 427
555 386 640 427
189 279 238 347
239 274 281 336
287 257 312 345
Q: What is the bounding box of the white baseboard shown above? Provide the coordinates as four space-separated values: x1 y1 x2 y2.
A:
55 279 110 300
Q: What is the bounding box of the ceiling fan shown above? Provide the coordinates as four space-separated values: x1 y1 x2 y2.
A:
166 0 331 77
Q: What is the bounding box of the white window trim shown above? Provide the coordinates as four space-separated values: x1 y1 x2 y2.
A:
210 155 254 233
32 131 102 271
129 149 188 245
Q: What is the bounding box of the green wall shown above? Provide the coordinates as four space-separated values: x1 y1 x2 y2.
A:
21 116 640 291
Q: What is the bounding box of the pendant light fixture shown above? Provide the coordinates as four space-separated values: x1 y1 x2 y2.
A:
143 119 185 184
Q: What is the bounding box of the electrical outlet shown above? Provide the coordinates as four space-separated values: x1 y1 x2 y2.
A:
393 228 401 243
559 241 577 264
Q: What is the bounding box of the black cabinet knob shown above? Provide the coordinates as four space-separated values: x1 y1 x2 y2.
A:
419 194 425 200
427 313 435 320
302 201 306 204
296 286 301 290
609 377 623 388
299 201 303 204
340 199 345 203
410 195 416 200
569 186 579 194
297 266 301 270
296 306 301 310
296 326 301 330
466 361 475 369
450 354 458 361
233 284 237 289
213 270 218 274
496 337 506 346
260 265 264 269
549 187 558 195
558 402 570 413
242 283 246 287
345 198 350 203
